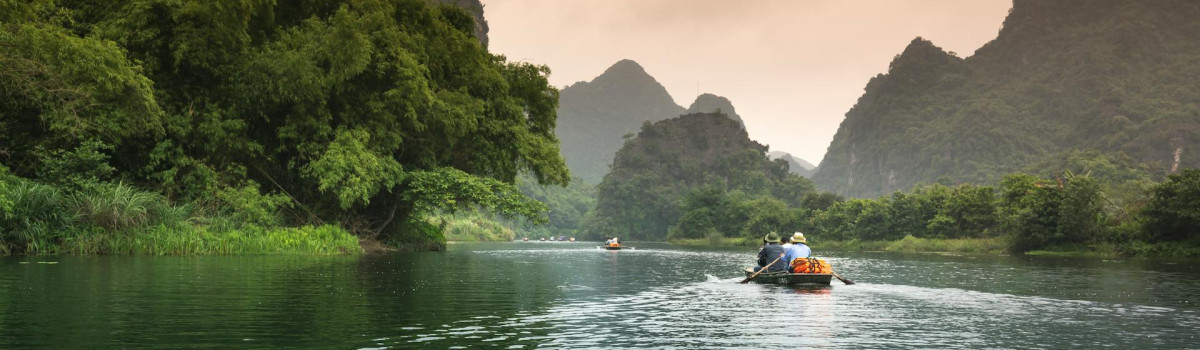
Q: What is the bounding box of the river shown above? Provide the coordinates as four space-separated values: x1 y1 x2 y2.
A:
1 242 1196 349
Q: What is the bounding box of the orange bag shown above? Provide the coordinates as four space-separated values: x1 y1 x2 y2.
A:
791 257 831 274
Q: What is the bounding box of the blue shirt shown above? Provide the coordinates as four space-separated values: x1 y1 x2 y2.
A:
783 243 811 265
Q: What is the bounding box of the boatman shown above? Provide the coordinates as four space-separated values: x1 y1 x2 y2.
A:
756 232 788 272
783 232 812 267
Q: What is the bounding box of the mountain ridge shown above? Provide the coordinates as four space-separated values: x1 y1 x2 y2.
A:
813 0 1200 198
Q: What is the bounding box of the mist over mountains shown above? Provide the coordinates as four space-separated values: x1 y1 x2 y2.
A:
768 151 816 178
556 60 775 184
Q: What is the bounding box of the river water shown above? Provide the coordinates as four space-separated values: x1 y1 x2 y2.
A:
1 242 1197 349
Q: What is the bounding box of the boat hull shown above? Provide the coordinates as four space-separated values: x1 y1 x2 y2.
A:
742 268 833 285
603 246 621 250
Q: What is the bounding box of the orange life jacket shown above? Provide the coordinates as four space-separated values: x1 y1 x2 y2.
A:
791 257 832 274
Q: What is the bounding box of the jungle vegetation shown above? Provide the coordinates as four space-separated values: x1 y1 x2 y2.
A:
579 113 817 242
581 115 1198 257
0 0 566 254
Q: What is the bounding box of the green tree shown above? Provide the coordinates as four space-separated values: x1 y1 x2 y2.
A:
1141 169 1200 242
999 174 1063 252
2 0 568 250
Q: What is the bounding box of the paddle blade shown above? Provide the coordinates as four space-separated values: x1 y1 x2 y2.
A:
833 272 856 285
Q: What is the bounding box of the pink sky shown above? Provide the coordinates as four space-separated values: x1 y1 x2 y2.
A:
485 0 1012 164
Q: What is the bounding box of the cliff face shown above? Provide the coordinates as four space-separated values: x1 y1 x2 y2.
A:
556 60 685 183
813 0 1200 198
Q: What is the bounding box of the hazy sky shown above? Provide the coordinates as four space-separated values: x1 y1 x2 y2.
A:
485 0 1013 164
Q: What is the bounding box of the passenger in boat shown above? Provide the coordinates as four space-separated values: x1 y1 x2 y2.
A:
780 235 793 250
783 232 812 267
755 232 788 272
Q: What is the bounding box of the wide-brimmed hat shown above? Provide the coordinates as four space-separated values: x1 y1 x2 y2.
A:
763 232 781 243
792 232 807 243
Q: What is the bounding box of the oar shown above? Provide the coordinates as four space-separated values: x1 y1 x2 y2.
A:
739 255 783 284
831 271 856 285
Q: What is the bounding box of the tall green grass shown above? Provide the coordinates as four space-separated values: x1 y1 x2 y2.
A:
430 211 517 242
0 177 361 255
815 235 1008 254
60 224 361 255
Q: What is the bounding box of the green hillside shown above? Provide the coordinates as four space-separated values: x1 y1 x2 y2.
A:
580 113 816 241
813 0 1200 198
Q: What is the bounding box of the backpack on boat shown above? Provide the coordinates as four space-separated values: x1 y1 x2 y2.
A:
791 257 831 274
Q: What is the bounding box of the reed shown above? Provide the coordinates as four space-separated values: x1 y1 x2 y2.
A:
434 213 517 242
2 177 361 255
818 236 1008 254
63 224 361 255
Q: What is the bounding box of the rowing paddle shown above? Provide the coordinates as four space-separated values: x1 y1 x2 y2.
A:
831 271 856 285
739 255 783 284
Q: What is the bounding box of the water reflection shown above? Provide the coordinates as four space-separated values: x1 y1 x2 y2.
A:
1 243 1197 349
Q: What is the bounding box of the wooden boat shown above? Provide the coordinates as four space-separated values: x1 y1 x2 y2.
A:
741 268 833 285
603 244 621 250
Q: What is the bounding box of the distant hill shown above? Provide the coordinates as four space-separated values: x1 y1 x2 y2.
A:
768 151 816 178
556 60 685 183
579 113 814 241
813 0 1200 198
686 93 744 129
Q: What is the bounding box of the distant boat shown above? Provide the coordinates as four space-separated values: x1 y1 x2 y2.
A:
568 237 575 242
522 237 528 242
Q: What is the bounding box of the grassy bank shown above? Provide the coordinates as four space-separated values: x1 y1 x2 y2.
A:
671 235 1008 255
670 235 1200 258
1 177 361 255
428 211 517 242
818 236 1008 255
669 236 756 247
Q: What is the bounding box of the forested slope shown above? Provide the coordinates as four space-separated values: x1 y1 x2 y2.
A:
0 0 564 253
580 113 815 241
813 0 1200 198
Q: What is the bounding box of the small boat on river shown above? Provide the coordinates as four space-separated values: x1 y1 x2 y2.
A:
741 268 833 285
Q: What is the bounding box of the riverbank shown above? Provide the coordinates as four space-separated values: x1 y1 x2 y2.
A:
12 223 362 255
1 176 362 255
671 235 1200 258
670 235 1006 254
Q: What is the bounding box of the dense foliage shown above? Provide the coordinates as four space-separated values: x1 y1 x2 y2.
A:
806 168 1198 256
813 0 1200 198
0 0 567 253
431 173 596 241
580 113 817 241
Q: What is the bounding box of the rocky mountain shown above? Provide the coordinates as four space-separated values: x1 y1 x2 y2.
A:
686 93 744 129
812 0 1200 198
768 151 816 178
579 113 814 241
556 59 686 183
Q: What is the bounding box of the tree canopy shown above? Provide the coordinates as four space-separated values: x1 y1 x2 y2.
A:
0 0 567 249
